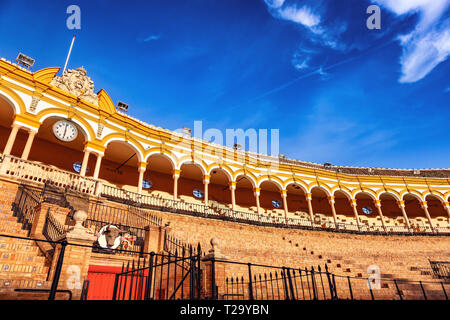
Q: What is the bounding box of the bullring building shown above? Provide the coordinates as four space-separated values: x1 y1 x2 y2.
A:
0 57 448 300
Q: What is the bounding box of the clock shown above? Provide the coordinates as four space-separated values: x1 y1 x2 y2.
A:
52 120 78 142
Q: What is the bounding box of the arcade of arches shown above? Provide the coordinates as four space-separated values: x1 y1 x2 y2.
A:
0 92 449 233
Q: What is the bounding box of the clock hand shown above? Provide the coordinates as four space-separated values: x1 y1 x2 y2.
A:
63 123 68 139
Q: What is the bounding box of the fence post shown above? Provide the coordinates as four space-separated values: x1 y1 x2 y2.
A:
112 274 120 301
393 279 402 300
144 252 155 300
347 276 353 300
310 267 317 300
332 274 338 300
286 268 296 300
368 279 375 300
419 281 427 300
248 263 254 300
48 240 67 300
211 257 216 300
441 282 448 300
324 264 334 299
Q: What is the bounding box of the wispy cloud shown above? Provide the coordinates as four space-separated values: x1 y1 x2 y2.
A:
445 86 450 93
143 35 161 42
373 0 450 83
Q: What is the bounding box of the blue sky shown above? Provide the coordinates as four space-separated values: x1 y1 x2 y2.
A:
0 0 449 169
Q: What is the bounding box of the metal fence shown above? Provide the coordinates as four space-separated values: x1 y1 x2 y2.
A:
429 261 450 280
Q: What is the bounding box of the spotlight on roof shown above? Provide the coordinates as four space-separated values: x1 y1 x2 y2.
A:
368 168 374 173
15 53 35 70
116 101 129 113
413 169 421 175
182 127 192 136
279 154 286 159
323 162 332 168
233 143 242 151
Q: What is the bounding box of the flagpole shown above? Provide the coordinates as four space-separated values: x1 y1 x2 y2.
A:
63 35 76 73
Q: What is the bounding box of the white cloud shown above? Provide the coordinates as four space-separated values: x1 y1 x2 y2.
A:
264 0 285 9
277 6 320 27
373 0 450 83
143 35 160 42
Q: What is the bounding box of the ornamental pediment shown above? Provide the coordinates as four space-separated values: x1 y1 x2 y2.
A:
50 67 98 105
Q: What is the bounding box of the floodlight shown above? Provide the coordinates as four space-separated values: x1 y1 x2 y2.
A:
16 53 35 69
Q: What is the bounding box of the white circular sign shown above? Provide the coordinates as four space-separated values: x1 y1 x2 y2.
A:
97 225 122 249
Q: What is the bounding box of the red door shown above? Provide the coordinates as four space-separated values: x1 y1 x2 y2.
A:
86 265 123 300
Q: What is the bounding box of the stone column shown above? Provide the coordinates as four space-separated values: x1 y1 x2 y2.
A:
254 187 261 216
3 123 20 155
421 201 435 232
328 196 338 229
137 162 147 194
350 199 361 231
79 150 91 177
144 224 170 254
201 238 230 300
21 129 37 160
374 200 387 232
306 193 314 224
397 200 412 232
230 181 236 211
281 190 288 221
93 153 103 179
444 202 450 222
49 210 96 300
203 174 210 206
172 169 180 200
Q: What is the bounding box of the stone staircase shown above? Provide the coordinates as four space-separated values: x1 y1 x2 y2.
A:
0 181 55 299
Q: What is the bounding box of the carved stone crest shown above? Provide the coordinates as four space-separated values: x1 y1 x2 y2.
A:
50 67 98 105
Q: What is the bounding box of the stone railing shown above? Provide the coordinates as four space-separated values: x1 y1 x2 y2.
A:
0 154 101 196
101 185 450 237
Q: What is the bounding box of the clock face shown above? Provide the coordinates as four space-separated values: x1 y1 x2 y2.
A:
52 120 78 142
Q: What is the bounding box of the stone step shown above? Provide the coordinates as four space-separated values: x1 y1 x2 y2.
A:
0 262 49 276
0 278 51 289
0 289 71 300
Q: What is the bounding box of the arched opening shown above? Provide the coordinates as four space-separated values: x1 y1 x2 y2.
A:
259 180 283 216
379 192 406 230
144 154 175 198
333 190 355 224
99 141 140 189
27 117 88 173
286 183 308 220
178 162 204 203
354 192 380 229
235 175 257 212
0 95 16 153
425 195 449 228
208 168 232 205
310 187 333 226
403 193 429 231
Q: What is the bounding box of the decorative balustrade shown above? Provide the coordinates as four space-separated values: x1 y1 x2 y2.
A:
0 154 100 196
101 185 450 236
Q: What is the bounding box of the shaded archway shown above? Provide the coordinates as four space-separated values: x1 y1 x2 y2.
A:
379 192 407 230
425 194 448 228
144 153 175 197
208 168 232 205
403 193 430 231
235 175 257 210
98 141 140 188
333 190 354 220
354 192 380 229
259 180 282 212
310 186 333 226
27 116 88 173
178 162 204 202
286 183 308 219
0 95 16 154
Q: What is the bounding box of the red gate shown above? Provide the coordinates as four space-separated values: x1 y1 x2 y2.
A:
86 265 123 300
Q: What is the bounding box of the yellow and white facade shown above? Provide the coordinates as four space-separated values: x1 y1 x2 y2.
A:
0 58 449 234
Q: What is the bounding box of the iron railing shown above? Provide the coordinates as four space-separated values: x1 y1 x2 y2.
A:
101 185 450 237
429 261 450 280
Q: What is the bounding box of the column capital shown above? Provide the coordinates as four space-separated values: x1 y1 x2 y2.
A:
254 187 261 195
350 198 357 206
397 200 405 207
172 169 181 177
281 189 287 197
306 193 312 200
328 196 335 203
444 202 450 208
137 162 147 171
374 199 382 207
229 181 236 189
203 174 210 183
84 141 106 155
421 201 428 208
